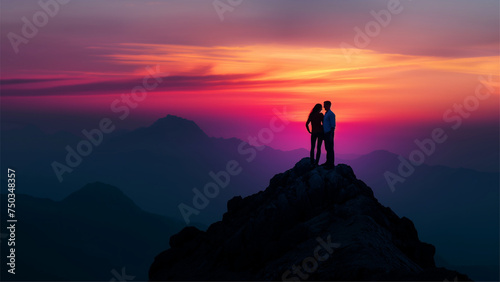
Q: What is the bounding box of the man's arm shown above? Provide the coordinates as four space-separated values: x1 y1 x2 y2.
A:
306 117 312 133
326 112 334 131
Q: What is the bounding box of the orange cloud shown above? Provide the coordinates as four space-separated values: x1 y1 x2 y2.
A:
97 43 498 124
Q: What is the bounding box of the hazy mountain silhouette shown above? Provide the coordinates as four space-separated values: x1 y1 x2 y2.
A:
150 158 470 281
1 115 307 225
1 115 497 280
0 182 184 281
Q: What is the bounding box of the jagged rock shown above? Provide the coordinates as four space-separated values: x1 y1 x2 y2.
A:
149 158 471 281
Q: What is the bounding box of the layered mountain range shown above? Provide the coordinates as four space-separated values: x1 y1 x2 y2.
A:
1 115 498 280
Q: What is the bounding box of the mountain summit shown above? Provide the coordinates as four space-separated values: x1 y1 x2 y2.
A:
149 158 470 281
61 181 141 213
147 114 208 139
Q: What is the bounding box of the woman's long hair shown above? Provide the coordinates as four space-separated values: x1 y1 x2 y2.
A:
308 103 322 120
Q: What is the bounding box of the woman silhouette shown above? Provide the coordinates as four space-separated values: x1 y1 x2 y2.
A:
306 103 324 166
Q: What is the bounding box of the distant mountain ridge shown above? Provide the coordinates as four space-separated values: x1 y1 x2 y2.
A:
149 115 207 136
1 115 308 224
62 182 140 210
1 115 498 280
0 182 184 281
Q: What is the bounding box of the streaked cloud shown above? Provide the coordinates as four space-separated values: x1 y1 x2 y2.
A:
0 0 498 155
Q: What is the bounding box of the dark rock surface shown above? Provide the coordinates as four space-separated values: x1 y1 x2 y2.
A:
149 158 471 281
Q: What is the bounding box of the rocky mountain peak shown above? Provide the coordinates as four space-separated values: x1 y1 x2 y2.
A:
149 158 470 281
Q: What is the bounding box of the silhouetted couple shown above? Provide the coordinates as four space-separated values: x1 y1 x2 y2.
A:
306 101 335 168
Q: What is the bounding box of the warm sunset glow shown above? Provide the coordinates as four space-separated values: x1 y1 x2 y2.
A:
93 43 499 125
1 0 498 155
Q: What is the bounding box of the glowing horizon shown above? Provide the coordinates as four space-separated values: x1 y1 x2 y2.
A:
1 0 499 164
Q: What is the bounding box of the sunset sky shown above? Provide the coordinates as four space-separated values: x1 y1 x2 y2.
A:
1 0 499 170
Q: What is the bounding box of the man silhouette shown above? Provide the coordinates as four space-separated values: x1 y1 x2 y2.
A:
322 100 336 168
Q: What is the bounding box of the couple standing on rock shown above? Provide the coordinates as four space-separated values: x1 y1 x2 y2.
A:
306 100 335 168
